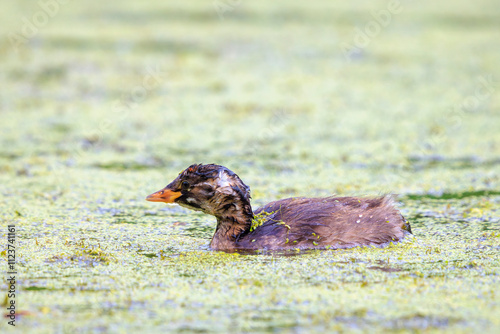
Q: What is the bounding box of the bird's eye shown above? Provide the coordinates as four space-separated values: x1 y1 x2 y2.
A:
181 181 190 191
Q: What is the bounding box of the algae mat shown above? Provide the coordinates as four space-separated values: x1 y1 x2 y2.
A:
1 0 500 332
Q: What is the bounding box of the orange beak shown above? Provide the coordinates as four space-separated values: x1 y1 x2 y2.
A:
146 188 182 203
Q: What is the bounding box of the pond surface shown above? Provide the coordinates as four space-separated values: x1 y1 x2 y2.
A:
1 0 499 332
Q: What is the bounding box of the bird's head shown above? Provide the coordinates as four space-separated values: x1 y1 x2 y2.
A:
146 164 252 219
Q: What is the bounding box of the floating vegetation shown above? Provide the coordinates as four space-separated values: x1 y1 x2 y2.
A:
250 210 275 231
1 0 499 332
46 240 117 265
405 190 500 201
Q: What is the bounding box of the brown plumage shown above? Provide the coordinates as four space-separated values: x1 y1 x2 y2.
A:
146 164 412 252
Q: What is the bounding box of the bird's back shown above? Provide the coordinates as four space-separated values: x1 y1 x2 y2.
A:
237 196 411 250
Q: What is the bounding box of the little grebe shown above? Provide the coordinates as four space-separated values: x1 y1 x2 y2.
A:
146 164 412 251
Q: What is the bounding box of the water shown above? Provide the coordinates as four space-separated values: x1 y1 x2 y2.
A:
1 0 499 332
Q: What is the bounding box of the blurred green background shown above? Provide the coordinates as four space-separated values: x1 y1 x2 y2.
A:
1 0 499 333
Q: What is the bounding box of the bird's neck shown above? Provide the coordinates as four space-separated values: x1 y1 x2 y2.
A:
209 205 253 251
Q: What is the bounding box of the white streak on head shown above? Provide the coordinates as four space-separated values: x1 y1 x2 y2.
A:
217 170 232 188
216 169 236 196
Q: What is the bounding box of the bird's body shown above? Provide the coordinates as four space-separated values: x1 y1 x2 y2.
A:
224 196 410 250
146 164 411 252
